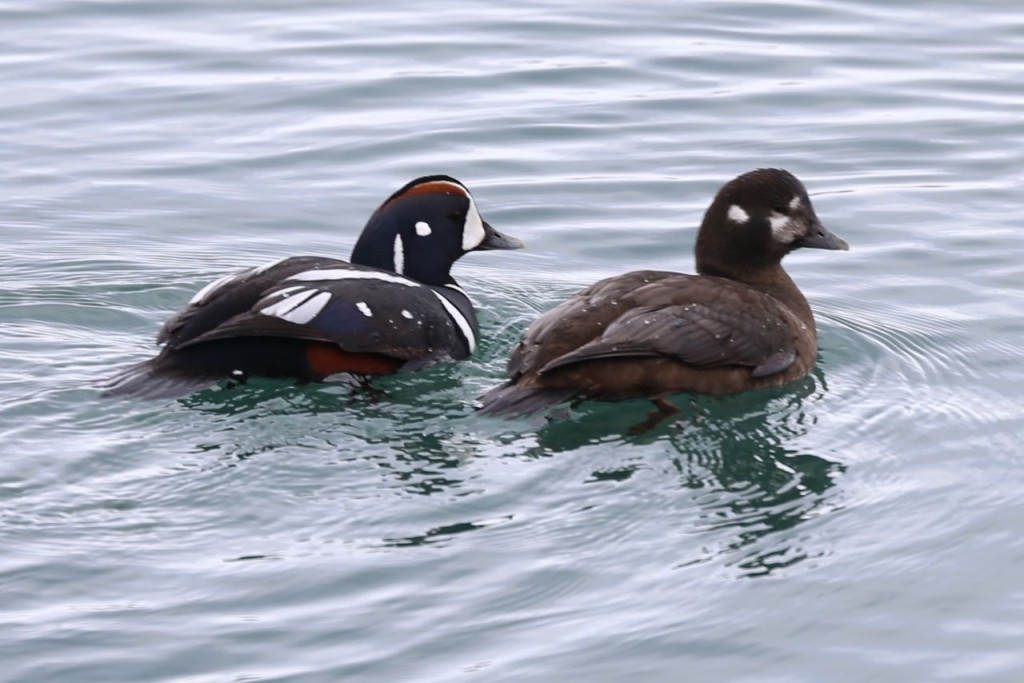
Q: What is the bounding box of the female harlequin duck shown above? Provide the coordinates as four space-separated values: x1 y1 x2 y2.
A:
105 175 523 399
477 168 848 423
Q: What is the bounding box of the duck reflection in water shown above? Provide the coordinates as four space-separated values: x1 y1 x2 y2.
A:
526 369 845 577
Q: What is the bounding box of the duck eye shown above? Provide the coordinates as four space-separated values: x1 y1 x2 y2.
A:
772 205 787 214
448 211 465 222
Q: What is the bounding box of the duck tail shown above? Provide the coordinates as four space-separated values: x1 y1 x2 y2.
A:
476 382 579 418
101 356 221 400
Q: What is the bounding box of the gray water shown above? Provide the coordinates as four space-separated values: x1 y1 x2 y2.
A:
2 1 1023 681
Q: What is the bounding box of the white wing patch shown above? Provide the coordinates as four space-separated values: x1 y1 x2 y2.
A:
415 221 432 236
253 257 288 275
727 205 750 224
430 292 476 354
189 258 292 305
284 292 331 324
259 289 331 324
189 272 241 305
266 285 306 298
356 302 373 317
393 234 405 274
286 269 419 286
401 310 414 319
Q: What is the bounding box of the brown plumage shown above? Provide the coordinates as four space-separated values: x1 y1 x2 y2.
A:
477 168 849 418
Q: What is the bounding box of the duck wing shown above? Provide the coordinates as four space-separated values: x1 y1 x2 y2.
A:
158 256 340 348
165 263 474 362
526 272 798 379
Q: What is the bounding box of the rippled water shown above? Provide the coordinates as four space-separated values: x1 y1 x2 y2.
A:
3 1 1024 681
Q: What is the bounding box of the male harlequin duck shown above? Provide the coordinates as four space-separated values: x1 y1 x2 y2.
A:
477 168 848 423
105 175 523 399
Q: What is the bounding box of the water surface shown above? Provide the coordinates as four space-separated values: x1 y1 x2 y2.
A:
2 1 1023 681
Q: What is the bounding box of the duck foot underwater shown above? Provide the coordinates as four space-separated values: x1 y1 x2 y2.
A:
347 376 388 404
628 398 682 435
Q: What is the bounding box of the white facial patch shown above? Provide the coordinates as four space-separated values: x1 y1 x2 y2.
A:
727 205 750 224
789 196 803 211
461 194 487 251
356 301 373 317
431 291 476 353
401 309 414 319
393 234 405 274
769 212 802 243
259 289 331 325
286 269 418 286
415 221 432 236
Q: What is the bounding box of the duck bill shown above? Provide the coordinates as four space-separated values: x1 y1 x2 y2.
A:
796 219 849 251
477 220 525 250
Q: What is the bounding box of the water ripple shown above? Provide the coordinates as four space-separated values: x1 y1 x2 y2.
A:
4 0 1024 680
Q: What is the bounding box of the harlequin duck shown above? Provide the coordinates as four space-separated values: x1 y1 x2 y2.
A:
477 168 848 423
105 174 523 399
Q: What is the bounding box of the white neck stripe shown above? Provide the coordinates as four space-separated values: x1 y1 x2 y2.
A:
393 234 405 274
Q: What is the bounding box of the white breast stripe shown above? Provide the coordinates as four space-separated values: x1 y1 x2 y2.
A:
278 291 331 324
189 272 241 305
431 291 476 354
286 269 419 286
393 234 405 274
444 283 469 298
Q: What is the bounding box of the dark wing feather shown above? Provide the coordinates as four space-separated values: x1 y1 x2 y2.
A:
540 302 793 375
177 313 336 347
507 270 679 378
525 273 798 378
181 274 470 361
158 256 344 348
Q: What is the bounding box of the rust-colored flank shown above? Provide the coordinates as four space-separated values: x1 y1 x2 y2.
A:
305 342 403 377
